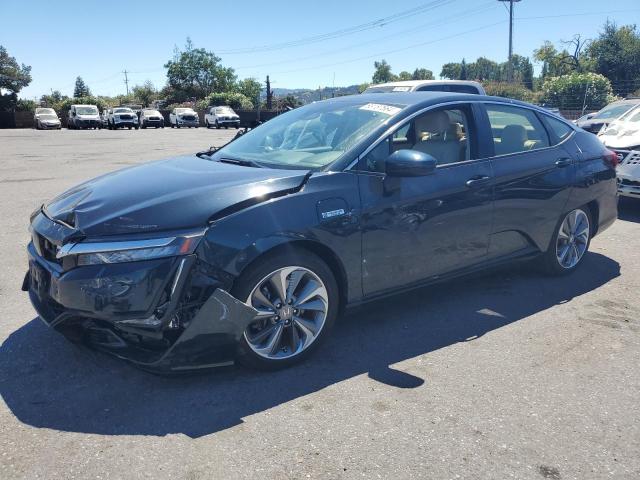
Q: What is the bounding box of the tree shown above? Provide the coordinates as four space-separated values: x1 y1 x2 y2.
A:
196 91 253 110
440 62 462 80
397 71 412 81
132 80 157 106
588 22 640 97
459 59 468 80
40 90 66 107
412 68 434 80
73 77 91 97
470 57 500 82
372 60 396 84
0 45 32 111
237 78 262 104
165 38 237 100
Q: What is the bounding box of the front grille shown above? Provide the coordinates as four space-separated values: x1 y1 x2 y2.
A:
182 115 196 121
615 150 640 165
620 178 640 187
149 116 160 120
119 115 133 120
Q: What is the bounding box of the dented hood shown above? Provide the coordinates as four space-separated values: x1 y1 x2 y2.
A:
44 156 309 237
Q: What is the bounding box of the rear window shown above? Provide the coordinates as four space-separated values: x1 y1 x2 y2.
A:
543 115 574 144
417 85 479 94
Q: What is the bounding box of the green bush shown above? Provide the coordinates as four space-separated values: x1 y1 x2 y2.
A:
196 92 253 111
540 73 616 110
15 98 37 112
484 82 538 103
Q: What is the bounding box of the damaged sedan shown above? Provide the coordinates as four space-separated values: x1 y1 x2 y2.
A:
23 93 618 372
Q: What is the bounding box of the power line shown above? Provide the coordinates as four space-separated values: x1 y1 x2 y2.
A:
268 19 508 76
235 1 498 71
217 0 456 54
517 8 640 20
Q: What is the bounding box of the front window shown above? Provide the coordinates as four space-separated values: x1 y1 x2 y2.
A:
39 114 58 120
215 107 235 115
361 106 475 172
36 108 55 115
143 110 161 117
76 106 98 115
113 108 133 114
214 100 404 170
176 108 194 115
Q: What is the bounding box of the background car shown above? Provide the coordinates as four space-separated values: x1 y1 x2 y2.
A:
67 104 101 129
140 108 165 128
598 104 640 200
205 106 240 129
363 80 486 95
169 107 199 128
24 93 618 372
33 107 61 130
107 107 139 130
575 98 640 133
99 108 110 129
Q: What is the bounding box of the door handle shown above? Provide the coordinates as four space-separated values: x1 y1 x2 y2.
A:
465 175 491 188
555 158 573 168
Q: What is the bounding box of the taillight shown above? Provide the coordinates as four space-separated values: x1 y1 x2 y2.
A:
604 149 619 169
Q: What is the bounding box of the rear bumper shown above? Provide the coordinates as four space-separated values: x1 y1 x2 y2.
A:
24 241 256 372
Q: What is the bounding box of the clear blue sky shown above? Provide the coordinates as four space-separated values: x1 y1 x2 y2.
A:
4 0 639 99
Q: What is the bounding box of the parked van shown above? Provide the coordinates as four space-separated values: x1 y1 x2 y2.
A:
67 105 101 129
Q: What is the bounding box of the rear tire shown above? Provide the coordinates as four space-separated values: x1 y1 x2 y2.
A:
541 207 592 275
232 248 339 370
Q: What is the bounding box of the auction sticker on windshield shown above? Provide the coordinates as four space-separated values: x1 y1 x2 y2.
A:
392 86 411 92
359 103 402 116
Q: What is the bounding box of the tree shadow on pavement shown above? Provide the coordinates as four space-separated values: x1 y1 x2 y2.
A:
0 253 619 438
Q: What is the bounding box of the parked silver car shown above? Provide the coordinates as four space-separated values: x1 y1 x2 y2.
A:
33 108 61 130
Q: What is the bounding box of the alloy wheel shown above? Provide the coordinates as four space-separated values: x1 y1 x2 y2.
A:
244 266 329 360
556 209 590 269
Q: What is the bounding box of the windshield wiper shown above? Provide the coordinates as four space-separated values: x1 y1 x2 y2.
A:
217 157 264 168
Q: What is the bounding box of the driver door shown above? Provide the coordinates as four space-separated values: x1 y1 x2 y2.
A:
356 104 494 296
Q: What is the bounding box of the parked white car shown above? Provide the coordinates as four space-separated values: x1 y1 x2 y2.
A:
363 80 486 95
598 104 640 200
67 104 101 129
205 106 240 129
33 107 61 130
107 107 139 130
169 107 199 128
140 108 165 128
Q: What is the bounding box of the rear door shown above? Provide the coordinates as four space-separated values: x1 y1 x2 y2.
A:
480 103 576 258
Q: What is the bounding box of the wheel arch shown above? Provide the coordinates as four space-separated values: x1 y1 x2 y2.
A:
233 239 349 311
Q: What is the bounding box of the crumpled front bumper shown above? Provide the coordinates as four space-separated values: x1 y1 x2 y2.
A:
23 242 257 373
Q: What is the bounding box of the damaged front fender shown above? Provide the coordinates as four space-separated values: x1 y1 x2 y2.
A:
111 289 258 372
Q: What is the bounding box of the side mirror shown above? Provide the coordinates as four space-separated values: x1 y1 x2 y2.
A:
385 149 437 177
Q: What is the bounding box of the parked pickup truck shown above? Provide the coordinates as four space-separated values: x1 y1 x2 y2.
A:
205 106 240 129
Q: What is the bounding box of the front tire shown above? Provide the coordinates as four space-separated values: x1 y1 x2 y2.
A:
542 207 592 275
232 249 339 370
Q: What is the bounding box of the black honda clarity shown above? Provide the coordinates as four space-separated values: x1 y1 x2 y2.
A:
23 93 618 372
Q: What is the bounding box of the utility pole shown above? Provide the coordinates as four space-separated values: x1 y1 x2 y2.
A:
498 0 521 82
123 70 130 95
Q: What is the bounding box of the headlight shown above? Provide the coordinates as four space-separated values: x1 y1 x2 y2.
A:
56 230 204 266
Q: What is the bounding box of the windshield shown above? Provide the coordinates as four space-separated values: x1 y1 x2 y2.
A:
113 108 133 114
176 108 194 114
215 107 235 114
39 114 58 120
143 110 161 116
213 100 403 170
76 106 98 115
364 86 411 93
36 108 55 115
596 102 636 120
